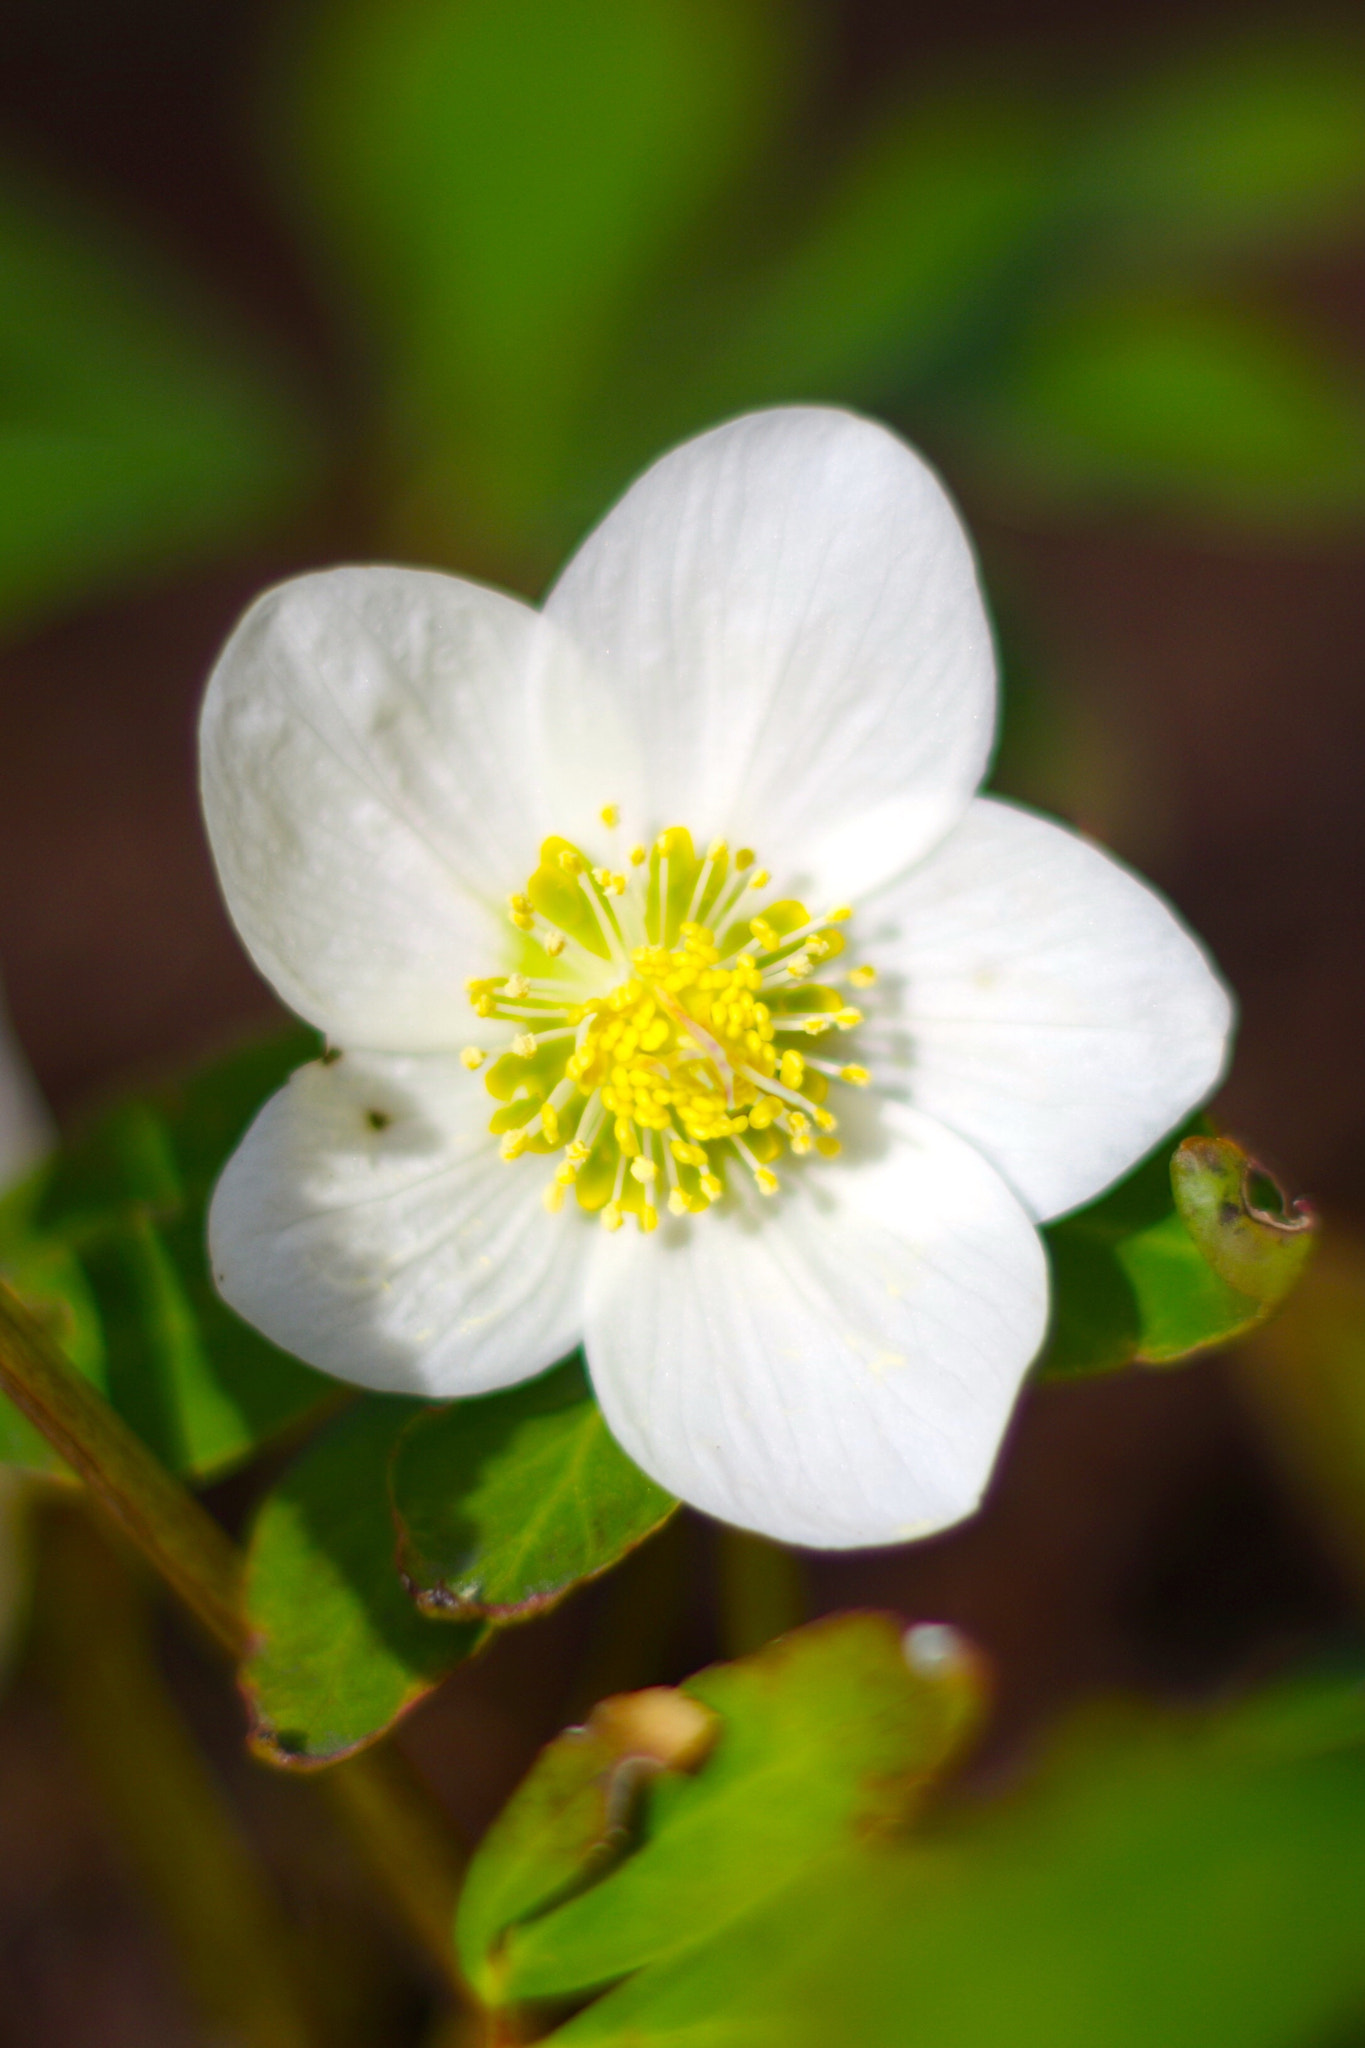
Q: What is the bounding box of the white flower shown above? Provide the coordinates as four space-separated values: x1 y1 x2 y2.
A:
200 408 1231 1550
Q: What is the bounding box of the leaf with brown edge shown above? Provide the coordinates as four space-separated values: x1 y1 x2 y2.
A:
390 1356 676 1623
242 1395 486 1769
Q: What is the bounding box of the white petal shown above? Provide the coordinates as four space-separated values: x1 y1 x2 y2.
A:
582 1105 1047 1549
200 566 609 1048
868 798 1234 1222
209 1050 587 1396
544 408 996 899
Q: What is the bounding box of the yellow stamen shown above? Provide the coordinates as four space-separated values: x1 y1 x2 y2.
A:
460 1046 485 1070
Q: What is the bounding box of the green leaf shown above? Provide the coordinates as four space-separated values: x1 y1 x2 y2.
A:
1036 1121 1299 1380
545 1671 1365 2047
970 290 1365 529
284 0 791 562
1171 1136 1316 1307
391 1356 676 1622
1080 30 1365 256
0 161 319 643
243 1395 486 1768
0 1029 335 1483
457 1683 722 1995
461 1612 985 2007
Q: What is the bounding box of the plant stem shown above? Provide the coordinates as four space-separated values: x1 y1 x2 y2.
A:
0 1280 245 1655
33 1502 323 2048
0 1277 479 2012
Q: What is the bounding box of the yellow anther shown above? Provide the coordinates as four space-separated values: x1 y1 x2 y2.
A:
460 1046 485 1070
601 1202 625 1233
747 868 771 889
785 953 813 979
754 1167 779 1197
827 905 852 922
816 1136 841 1159
592 865 611 886
500 1129 530 1161
508 893 534 914
839 1064 871 1087
814 1107 837 1132
748 1097 779 1130
512 1033 537 1058
510 910 535 932
566 1139 590 1168
600 803 620 828
630 1157 658 1184
554 1160 577 1186
779 1050 805 1088
803 1016 834 1036
735 848 755 870
848 964 877 988
504 973 529 998
542 1179 566 1214
541 1103 561 1144
700 1172 724 1201
629 844 647 866
640 1202 659 1233
544 931 567 957
706 838 727 860
750 917 778 949
667 1188 688 1217
558 849 583 874
835 1008 863 1030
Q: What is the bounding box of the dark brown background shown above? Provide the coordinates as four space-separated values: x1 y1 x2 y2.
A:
1 1 1363 2040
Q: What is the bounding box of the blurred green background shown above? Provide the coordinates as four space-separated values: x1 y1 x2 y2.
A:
2 1 1365 2041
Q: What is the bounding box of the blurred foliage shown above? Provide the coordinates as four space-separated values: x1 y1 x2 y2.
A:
459 1615 1365 2045
0 1028 333 1481
0 163 320 645
270 3 1365 578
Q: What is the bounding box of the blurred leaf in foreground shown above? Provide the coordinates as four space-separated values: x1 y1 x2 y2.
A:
539 1663 1365 2046
0 164 319 644
966 290 1365 530
459 1613 985 2010
283 0 793 567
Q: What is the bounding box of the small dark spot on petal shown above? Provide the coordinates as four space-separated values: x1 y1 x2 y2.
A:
366 1108 392 1131
321 1047 342 1066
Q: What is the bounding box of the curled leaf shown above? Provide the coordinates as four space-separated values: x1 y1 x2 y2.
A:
1171 1136 1315 1308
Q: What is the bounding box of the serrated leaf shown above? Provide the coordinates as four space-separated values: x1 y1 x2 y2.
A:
243 1395 486 1768
1036 1121 1294 1380
463 1612 985 2007
285 0 791 561
0 162 318 643
971 290 1365 529
391 1356 676 1622
546 1672 1365 2047
0 1029 335 1483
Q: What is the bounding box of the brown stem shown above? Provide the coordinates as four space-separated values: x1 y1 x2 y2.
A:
0 1281 245 1656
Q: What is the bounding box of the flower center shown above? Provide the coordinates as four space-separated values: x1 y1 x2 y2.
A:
462 814 876 1232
